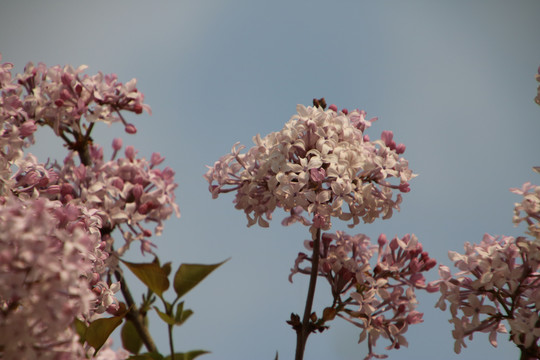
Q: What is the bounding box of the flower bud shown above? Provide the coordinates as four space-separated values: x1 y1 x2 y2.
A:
112 138 123 151
378 234 387 247
125 123 137 134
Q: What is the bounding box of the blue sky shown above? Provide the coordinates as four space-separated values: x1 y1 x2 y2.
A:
1 1 540 359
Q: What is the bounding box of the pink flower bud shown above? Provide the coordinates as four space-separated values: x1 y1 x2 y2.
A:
378 234 387 247
396 143 406 154
132 184 144 200
112 138 123 151
389 237 399 251
151 152 165 167
133 103 143 114
424 258 437 271
61 72 73 86
381 130 394 146
20 121 37 137
125 123 137 134
54 99 64 107
75 83 83 94
398 182 410 193
329 104 338 112
112 178 124 190
125 146 136 161
341 108 348 115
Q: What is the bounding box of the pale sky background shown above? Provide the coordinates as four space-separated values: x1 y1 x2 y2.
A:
1 1 540 359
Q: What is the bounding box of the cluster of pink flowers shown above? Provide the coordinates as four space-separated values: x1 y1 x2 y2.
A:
290 232 438 359
511 179 540 241
434 180 540 357
0 198 109 359
52 139 179 255
0 54 179 358
205 103 414 229
434 234 540 356
14 59 149 135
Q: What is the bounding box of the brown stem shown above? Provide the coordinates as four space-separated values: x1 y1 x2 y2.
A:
295 228 321 360
114 269 158 353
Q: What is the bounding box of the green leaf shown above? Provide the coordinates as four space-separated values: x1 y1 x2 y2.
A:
122 260 170 298
164 350 210 360
162 262 172 276
74 318 88 344
177 309 193 326
154 306 176 326
121 320 143 355
173 259 228 299
86 316 123 354
174 301 185 324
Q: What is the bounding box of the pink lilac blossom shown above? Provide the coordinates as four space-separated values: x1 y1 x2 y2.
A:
290 232 437 359
14 60 150 135
15 140 180 255
205 103 415 228
433 234 540 356
510 181 540 241
0 53 151 195
0 197 114 359
0 55 38 196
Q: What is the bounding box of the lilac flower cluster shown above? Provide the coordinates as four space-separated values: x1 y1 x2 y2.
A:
205 104 414 228
14 60 149 135
0 54 180 358
434 235 540 356
434 180 540 357
53 140 180 255
511 180 540 241
0 198 104 359
290 232 437 359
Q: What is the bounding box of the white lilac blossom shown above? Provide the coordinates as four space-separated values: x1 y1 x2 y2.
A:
290 232 438 360
205 103 415 228
0 197 108 359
